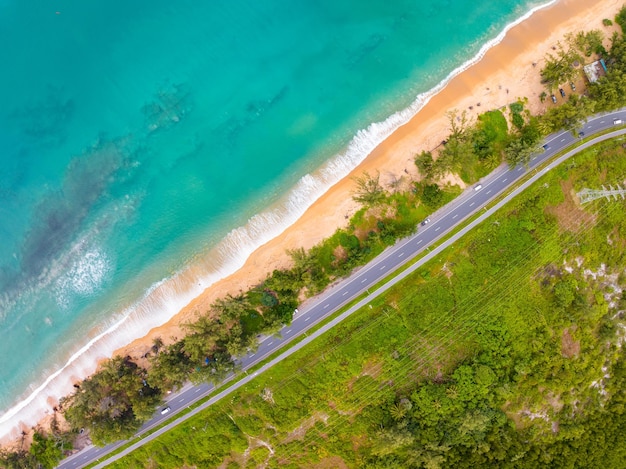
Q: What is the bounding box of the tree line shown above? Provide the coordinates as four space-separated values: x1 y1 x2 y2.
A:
109 125 626 468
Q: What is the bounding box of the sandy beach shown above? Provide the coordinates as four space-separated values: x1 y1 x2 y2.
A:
116 0 622 361
3 0 624 451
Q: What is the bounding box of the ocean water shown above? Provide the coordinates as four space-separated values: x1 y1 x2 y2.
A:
0 0 549 436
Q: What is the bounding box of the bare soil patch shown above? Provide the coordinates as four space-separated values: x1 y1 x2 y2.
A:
561 326 581 358
332 245 348 265
361 358 383 379
545 179 596 233
282 412 329 444
308 455 350 469
437 172 467 189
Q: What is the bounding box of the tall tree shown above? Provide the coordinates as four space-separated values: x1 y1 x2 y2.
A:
148 341 192 390
616 5 626 33
62 357 161 446
567 30 605 57
351 171 386 206
211 293 252 321
540 42 583 91
540 94 595 133
503 137 542 168
415 151 437 180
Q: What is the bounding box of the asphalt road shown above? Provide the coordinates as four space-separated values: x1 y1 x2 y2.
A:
58 109 626 469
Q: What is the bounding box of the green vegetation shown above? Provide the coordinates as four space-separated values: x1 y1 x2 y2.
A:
588 31 626 111
616 6 626 33
0 429 71 469
567 30 607 57
416 101 543 173
540 93 595 134
508 101 525 130
540 42 583 91
421 108 511 183
351 171 387 206
29 432 71 469
6 6 626 467
436 111 487 181
503 104 542 167
62 356 161 446
108 137 626 468
541 29 606 92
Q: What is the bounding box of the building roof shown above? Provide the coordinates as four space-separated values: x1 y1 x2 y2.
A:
583 59 608 83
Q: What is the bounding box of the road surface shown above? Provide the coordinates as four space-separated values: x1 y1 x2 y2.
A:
58 109 626 468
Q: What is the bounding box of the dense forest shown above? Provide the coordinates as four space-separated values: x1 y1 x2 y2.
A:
4 7 626 469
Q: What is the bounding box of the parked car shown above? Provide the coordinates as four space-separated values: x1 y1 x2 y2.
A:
570 81 576 91
551 94 557 104
559 88 566 98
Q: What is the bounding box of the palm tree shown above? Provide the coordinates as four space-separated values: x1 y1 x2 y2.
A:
389 403 407 421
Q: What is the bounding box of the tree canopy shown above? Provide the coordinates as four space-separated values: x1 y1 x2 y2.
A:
62 357 161 445
351 171 387 206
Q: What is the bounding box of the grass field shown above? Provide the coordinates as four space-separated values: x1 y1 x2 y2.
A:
109 137 626 468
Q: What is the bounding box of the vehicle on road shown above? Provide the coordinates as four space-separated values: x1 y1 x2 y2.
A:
474 184 482 191
420 218 431 226
578 131 585 138
160 406 171 415
614 119 623 125
551 94 557 104
559 88 566 98
542 144 550 151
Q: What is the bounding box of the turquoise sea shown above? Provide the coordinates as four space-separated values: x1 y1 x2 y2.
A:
0 0 550 435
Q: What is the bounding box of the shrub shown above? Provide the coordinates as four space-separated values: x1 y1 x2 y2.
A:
616 6 626 33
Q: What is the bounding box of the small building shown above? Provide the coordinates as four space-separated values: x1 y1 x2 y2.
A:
583 59 608 83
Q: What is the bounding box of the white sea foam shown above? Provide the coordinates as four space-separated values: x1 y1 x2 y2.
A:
55 249 111 308
0 0 557 440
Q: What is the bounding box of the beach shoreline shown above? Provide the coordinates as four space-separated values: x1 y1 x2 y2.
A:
2 0 623 450
117 0 620 360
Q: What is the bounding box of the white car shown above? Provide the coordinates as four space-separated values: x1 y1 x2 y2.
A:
160 406 171 415
474 184 483 191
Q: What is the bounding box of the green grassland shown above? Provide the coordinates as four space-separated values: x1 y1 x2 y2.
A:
109 135 626 467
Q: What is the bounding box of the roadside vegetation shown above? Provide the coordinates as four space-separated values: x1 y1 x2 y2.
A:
108 134 626 468
4 6 626 469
